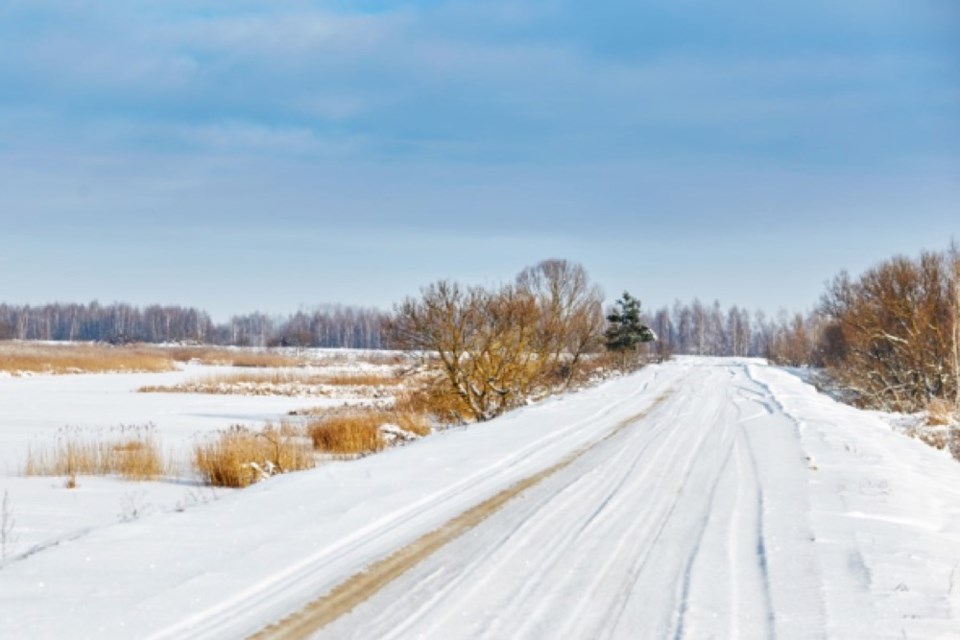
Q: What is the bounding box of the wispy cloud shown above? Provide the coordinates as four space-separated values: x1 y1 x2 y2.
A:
1 0 955 167
0 0 956 316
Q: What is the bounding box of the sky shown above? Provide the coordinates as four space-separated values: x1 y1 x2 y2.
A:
1 0 958 321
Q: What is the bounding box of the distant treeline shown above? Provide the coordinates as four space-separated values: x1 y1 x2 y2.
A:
0 298 835 360
0 302 388 349
644 248 958 413
643 300 807 362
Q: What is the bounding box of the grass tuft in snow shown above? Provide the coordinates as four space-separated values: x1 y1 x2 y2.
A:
23 424 166 481
193 423 315 488
307 410 430 457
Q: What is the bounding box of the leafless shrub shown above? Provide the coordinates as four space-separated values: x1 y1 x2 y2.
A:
820 250 958 412
386 260 606 422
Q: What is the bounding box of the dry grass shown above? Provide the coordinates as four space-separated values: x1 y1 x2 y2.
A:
313 351 409 366
0 343 175 375
307 409 430 456
23 425 166 481
193 423 315 488
925 398 957 426
139 369 401 396
165 347 306 368
394 381 474 424
314 372 401 386
308 414 386 456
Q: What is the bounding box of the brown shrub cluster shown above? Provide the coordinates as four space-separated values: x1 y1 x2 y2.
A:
820 249 959 412
386 259 605 422
193 423 315 488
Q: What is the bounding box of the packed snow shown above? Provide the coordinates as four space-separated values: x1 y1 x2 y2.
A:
1 357 959 639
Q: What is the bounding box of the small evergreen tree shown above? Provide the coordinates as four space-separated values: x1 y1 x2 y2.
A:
604 291 656 370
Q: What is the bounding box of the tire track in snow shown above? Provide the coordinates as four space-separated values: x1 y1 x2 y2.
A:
399 397 681 640
595 373 727 639
150 368 678 640
671 435 737 640
348 368 712 640
404 399 679 640
249 388 678 640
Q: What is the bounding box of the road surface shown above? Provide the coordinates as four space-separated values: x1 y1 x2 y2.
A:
259 361 960 639
3 359 959 639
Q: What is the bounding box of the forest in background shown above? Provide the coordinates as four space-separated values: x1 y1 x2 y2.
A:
0 303 387 349
2 246 958 417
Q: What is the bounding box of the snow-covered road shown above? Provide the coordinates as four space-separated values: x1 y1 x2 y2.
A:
305 362 818 639
3 359 960 639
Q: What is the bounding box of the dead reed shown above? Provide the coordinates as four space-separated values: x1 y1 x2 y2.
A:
193 423 315 488
0 343 175 375
139 370 401 396
307 410 430 456
23 424 166 481
925 398 957 426
165 347 306 368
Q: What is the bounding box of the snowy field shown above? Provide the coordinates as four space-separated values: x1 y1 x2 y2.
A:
0 350 402 561
2 356 960 639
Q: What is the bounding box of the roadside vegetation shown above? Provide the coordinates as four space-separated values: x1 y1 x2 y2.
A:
23 425 167 483
11 249 957 491
193 423 315 488
387 259 651 423
192 409 432 487
308 410 430 456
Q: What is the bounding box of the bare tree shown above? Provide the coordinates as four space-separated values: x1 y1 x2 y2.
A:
516 259 605 388
820 251 955 411
387 260 607 421
387 281 542 421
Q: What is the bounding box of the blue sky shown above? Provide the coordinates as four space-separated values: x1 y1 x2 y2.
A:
1 0 957 320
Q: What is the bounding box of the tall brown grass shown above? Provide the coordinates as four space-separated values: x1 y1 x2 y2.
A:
394 382 474 424
23 425 166 481
926 398 957 426
139 370 401 395
193 423 315 488
165 347 306 368
307 410 430 456
312 372 401 386
0 343 175 375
